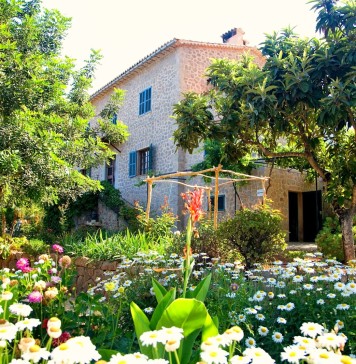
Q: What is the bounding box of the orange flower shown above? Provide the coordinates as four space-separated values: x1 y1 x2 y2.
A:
181 188 205 223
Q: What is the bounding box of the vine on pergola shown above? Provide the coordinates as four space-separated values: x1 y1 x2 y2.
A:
144 164 269 229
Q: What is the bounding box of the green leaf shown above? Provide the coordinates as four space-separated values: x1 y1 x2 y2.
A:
201 313 219 341
156 298 208 336
97 349 118 361
150 288 176 330
152 277 168 303
130 301 152 357
186 273 211 302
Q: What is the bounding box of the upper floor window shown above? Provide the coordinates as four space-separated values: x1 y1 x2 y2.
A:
139 87 152 115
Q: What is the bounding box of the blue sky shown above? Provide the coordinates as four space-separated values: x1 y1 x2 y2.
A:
41 0 320 93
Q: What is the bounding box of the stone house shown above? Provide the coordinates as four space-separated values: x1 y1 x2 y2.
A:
89 28 322 242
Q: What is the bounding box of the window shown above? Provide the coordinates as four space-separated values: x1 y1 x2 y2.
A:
139 87 152 115
129 145 153 177
112 113 118 125
210 195 226 211
106 155 116 185
80 168 91 177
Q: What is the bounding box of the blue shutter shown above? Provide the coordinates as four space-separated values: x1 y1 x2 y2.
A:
129 151 137 177
139 92 144 115
112 113 117 125
148 143 153 171
146 87 151 112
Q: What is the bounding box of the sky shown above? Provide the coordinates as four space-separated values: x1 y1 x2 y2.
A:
41 0 320 93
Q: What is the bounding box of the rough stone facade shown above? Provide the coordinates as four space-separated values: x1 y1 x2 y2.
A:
89 30 322 240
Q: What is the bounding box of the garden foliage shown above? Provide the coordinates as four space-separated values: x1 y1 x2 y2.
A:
315 216 356 262
216 204 287 268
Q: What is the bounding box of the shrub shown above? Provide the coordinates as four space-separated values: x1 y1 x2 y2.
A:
189 219 244 262
135 197 177 244
315 216 356 262
216 203 287 269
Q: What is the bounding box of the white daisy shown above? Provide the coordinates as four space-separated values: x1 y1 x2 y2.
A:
300 322 324 338
9 303 32 317
277 317 287 324
272 332 284 343
21 345 50 363
245 337 256 348
200 346 229 364
258 326 269 336
224 326 244 342
307 348 340 363
140 330 164 347
16 318 41 331
243 348 275 364
317 332 347 350
280 345 306 363
336 303 350 310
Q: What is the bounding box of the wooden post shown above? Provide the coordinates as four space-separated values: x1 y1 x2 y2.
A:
146 179 153 222
214 165 222 229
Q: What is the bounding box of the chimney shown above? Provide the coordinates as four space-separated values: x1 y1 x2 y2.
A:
221 28 248 46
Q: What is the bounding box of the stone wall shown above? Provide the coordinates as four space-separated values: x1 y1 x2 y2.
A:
74 257 120 292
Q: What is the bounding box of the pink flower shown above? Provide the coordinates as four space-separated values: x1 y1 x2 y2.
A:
52 244 64 254
181 188 205 223
22 266 34 273
28 291 43 303
16 258 30 271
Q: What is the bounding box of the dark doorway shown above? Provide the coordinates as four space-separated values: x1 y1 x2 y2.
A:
288 192 299 242
303 190 322 242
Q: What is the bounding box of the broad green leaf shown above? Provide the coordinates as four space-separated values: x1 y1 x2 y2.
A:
179 329 201 364
152 277 168 303
201 313 219 341
130 301 152 357
186 273 211 302
150 288 176 330
157 298 208 337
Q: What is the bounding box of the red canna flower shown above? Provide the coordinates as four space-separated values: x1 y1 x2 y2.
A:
181 188 205 223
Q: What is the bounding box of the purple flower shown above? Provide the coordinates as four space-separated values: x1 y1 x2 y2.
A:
16 258 30 271
51 276 62 284
52 244 64 254
28 291 43 303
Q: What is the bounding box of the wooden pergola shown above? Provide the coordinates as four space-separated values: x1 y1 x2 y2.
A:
144 164 269 229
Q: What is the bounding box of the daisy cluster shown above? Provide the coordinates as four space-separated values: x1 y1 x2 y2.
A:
105 323 354 364
224 254 356 357
0 303 100 364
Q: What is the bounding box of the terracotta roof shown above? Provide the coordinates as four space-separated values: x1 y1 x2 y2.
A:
90 38 259 101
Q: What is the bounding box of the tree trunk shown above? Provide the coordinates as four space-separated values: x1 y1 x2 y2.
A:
338 209 355 263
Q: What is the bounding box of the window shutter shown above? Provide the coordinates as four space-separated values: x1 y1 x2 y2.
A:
148 144 153 171
112 113 118 125
129 151 137 177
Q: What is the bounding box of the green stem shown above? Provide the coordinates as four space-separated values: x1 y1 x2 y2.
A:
173 350 181 364
182 216 192 298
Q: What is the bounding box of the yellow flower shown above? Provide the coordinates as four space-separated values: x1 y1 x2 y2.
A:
104 282 116 292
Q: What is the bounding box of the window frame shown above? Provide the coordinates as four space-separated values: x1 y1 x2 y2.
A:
210 194 226 212
106 155 116 185
128 144 153 177
139 87 152 115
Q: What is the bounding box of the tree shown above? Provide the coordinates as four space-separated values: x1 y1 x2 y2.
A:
0 0 129 234
173 0 356 262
